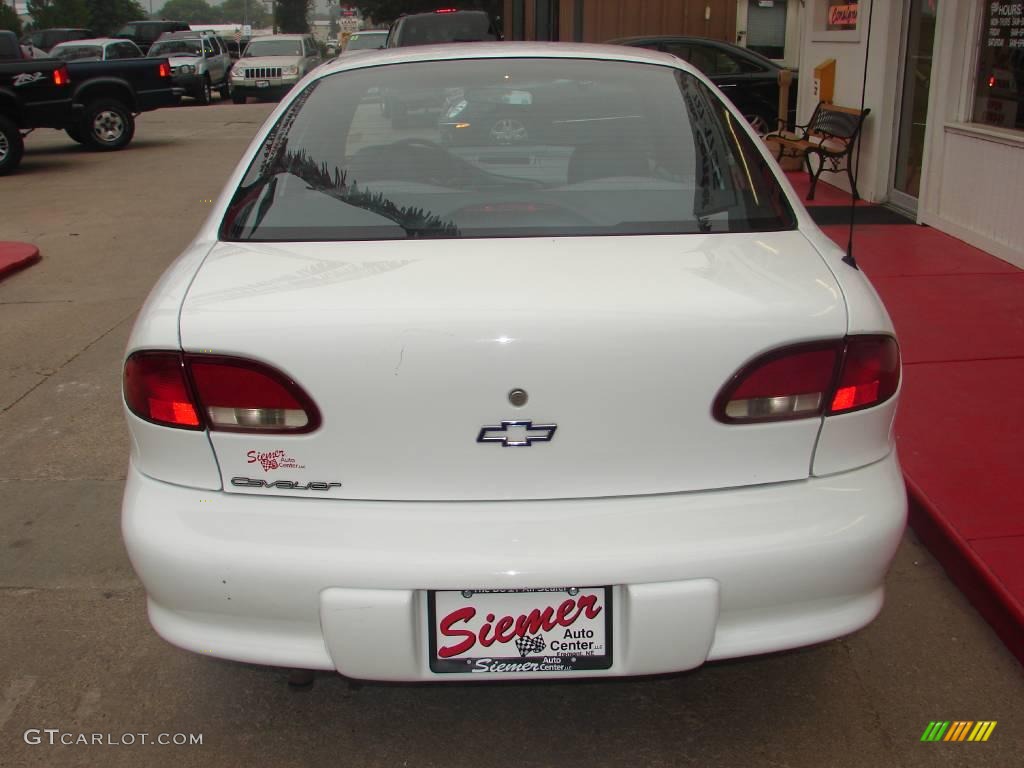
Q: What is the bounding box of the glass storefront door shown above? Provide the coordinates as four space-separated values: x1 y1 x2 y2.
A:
891 0 938 211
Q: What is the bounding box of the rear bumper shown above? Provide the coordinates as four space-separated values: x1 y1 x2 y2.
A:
134 87 181 112
122 453 907 680
170 73 203 96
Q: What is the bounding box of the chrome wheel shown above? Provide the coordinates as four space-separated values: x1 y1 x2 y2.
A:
489 118 528 145
92 109 125 144
0 131 8 164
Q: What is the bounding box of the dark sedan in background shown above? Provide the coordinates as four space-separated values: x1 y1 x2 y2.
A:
608 36 797 134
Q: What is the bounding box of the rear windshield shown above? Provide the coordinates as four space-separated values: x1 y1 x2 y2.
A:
117 23 170 39
150 39 203 56
345 33 386 51
52 45 103 60
221 58 796 242
395 12 496 45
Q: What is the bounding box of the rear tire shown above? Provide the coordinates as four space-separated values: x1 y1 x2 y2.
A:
219 81 230 100
196 77 212 105
0 115 24 176
80 99 135 151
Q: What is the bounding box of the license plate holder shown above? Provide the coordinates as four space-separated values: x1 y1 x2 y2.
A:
256 80 270 88
428 587 612 674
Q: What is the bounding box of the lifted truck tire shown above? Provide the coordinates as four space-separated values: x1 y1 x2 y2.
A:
65 123 86 144
219 82 231 100
0 115 25 176
81 99 135 151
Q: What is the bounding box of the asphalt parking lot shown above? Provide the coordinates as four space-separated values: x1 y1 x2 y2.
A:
0 101 1022 768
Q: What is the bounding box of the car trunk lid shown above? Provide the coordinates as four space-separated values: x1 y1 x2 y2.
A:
179 231 845 500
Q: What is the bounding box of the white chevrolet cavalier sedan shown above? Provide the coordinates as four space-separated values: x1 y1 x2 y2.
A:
122 43 906 681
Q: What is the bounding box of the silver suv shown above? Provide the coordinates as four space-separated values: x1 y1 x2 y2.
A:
229 35 322 104
149 31 232 104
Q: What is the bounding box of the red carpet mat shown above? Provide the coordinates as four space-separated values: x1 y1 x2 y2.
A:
789 173 1024 663
0 242 41 281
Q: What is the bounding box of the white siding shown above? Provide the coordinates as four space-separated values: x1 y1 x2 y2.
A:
930 127 1024 267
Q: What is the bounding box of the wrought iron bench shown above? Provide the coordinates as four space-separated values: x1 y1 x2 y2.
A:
765 103 870 200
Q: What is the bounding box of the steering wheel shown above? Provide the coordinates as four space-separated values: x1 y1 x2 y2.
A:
382 137 472 187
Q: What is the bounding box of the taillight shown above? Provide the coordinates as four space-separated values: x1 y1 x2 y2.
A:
158 61 171 78
124 352 201 429
714 335 899 424
187 355 319 432
828 335 901 415
52 66 70 86
123 352 320 433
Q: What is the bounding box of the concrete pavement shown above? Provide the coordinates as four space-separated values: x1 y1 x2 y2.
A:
0 102 1021 768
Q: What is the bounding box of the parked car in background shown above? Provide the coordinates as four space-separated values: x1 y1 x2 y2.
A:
113 19 190 55
341 30 387 54
50 38 144 63
60 55 180 149
385 9 499 47
0 31 73 174
222 37 247 61
21 27 95 53
380 11 499 126
229 34 321 104
121 43 905 684
0 29 179 169
608 36 797 134
149 31 232 104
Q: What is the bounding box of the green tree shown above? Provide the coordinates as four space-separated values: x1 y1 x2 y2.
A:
26 0 90 31
274 0 310 34
219 0 268 27
0 2 23 36
158 0 219 23
88 0 148 35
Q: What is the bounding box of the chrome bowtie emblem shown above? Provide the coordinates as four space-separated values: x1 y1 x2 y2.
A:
477 420 557 447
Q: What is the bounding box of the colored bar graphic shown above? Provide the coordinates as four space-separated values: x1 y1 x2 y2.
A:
921 721 949 741
922 721 996 742
944 721 971 741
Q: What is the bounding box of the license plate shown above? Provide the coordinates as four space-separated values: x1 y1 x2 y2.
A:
256 80 269 88
428 587 612 674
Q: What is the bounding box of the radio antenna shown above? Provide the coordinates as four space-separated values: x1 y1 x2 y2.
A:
844 0 875 269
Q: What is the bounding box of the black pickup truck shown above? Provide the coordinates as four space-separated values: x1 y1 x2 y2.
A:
1 30 180 175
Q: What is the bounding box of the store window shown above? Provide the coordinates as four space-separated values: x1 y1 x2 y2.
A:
747 0 787 60
972 0 1024 130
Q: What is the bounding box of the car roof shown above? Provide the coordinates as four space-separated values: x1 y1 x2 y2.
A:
398 9 490 19
249 34 307 41
124 19 187 26
52 38 129 47
157 30 218 40
317 41 693 77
